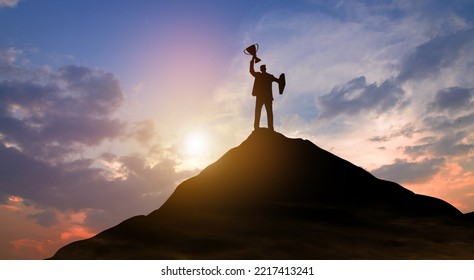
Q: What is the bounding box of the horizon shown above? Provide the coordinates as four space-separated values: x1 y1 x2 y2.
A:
1 0 474 259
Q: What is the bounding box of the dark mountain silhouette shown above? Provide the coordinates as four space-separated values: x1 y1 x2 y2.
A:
50 129 474 259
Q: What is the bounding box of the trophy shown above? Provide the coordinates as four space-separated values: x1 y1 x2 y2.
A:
244 44 261 63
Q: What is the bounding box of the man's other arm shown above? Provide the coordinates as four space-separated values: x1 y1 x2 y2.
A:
249 58 257 77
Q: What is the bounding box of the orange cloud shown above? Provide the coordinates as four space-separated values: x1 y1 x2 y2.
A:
68 211 87 224
8 196 23 202
1 196 25 212
1 199 98 259
60 226 95 241
10 238 53 259
8 224 96 259
405 162 474 212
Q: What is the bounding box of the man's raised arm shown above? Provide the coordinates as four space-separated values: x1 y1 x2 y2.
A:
249 58 257 77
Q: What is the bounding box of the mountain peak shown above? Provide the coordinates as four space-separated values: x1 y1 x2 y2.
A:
50 131 473 259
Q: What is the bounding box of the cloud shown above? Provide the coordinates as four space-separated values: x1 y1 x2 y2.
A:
368 123 419 142
431 132 474 157
0 48 21 69
317 76 407 119
0 140 193 231
403 131 474 158
125 120 156 145
27 210 58 228
372 157 445 184
428 87 473 112
422 113 474 133
0 63 126 161
0 144 61 203
0 48 196 234
82 155 195 229
397 28 474 82
0 0 19 8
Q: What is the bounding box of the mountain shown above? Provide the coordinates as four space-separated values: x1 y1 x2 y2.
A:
50 129 474 259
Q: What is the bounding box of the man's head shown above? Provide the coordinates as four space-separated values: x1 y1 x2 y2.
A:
260 64 267 73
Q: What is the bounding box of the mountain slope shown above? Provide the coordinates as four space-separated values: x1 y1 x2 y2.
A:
50 129 474 259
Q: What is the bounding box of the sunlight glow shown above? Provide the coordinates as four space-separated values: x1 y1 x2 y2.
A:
185 132 209 156
176 130 215 171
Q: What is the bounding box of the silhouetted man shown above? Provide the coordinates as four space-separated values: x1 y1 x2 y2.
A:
249 57 279 131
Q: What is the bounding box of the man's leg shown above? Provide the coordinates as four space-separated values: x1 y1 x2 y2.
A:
254 98 264 130
264 101 274 131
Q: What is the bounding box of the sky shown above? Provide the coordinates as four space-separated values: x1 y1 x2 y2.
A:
0 0 473 259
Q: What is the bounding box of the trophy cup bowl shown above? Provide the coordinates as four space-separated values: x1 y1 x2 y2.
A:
244 44 261 63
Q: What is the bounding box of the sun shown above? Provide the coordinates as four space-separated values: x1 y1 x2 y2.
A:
185 132 208 156
178 130 214 171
